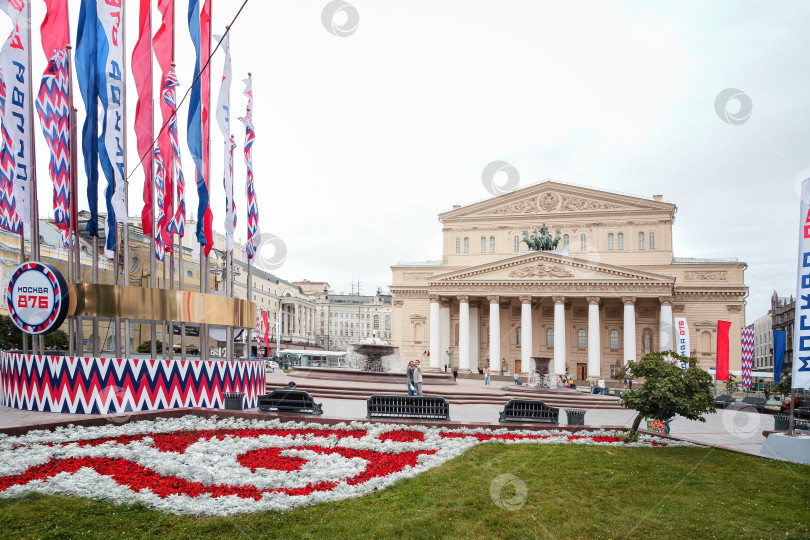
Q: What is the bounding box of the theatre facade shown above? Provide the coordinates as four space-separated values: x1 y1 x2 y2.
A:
389 181 747 379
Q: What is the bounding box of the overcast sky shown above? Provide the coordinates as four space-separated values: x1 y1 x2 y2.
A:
10 0 809 321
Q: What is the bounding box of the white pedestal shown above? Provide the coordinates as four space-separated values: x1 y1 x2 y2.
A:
760 433 810 465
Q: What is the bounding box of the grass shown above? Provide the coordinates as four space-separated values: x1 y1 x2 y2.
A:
0 444 807 539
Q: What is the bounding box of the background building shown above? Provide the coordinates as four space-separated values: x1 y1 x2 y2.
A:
770 291 794 373
751 313 773 370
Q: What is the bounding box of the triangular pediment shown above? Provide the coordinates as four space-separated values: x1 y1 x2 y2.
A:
429 251 675 283
440 181 675 220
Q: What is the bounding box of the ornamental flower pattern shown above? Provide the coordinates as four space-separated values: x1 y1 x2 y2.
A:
0 416 692 515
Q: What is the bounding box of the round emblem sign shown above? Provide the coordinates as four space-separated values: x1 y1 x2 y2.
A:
6 262 70 334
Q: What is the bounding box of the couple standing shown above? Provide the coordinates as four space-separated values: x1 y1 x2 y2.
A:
407 360 423 396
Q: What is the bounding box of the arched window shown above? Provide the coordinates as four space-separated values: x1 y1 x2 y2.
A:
563 234 569 249
578 329 586 349
514 235 519 252
649 231 655 249
481 237 486 253
464 237 469 253
580 234 587 250
618 232 624 250
385 315 391 330
490 236 496 252
455 237 460 253
546 328 554 348
607 233 614 250
638 232 645 250
610 330 619 350
373 315 380 329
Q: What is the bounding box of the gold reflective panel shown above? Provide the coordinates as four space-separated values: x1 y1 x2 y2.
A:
71 283 256 327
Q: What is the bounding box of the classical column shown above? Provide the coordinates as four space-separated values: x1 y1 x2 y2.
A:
553 297 566 375
488 296 500 371
429 295 441 369
587 297 601 378
622 297 636 365
659 296 674 351
294 304 299 336
520 296 533 375
458 296 470 372
440 298 451 369
470 300 480 371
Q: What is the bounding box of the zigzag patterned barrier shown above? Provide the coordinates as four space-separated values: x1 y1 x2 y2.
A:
0 353 266 414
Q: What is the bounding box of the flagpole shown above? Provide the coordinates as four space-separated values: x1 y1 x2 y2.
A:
201 0 213 362
167 0 175 361
148 0 157 361
25 0 42 355
121 1 130 358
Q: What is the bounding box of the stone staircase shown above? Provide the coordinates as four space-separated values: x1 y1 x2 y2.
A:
265 379 624 409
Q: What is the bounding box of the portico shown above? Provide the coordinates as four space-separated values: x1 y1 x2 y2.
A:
424 251 677 377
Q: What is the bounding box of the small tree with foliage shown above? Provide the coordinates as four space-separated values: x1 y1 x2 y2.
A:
620 351 715 440
0 314 23 350
611 360 631 388
724 374 738 395
137 340 163 354
773 369 792 397
44 330 69 351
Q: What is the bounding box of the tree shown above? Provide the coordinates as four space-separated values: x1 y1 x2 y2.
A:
773 369 792 397
620 351 715 440
0 314 23 350
724 374 738 395
44 330 69 351
611 360 631 387
137 340 162 354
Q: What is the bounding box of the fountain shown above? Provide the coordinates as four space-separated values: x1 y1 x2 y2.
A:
345 336 400 372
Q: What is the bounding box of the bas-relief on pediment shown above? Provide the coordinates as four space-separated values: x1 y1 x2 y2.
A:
478 192 628 216
507 263 575 278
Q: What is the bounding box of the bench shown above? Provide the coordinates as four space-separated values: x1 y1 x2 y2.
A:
713 394 733 409
499 399 559 424
796 407 810 420
366 395 450 421
258 389 323 415
741 396 765 414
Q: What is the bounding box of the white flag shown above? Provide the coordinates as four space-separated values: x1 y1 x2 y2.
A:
673 317 690 369
792 178 810 389
97 0 127 226
0 0 31 228
215 33 236 251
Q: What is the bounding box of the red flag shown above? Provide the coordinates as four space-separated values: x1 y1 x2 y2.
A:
132 0 153 237
40 0 69 58
262 310 270 356
716 320 731 381
154 0 174 253
200 0 213 255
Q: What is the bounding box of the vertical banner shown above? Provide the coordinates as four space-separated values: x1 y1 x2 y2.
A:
215 33 235 250
741 327 754 388
773 330 786 384
239 77 258 260
97 0 126 258
276 310 281 358
716 320 730 381
792 177 810 388
255 309 262 355
0 69 16 233
132 0 153 237
153 147 166 260
199 0 212 254
673 317 690 368
153 0 173 253
0 0 32 232
262 309 270 357
186 0 209 250
34 50 70 247
163 69 185 238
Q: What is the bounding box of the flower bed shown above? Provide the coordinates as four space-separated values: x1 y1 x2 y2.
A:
0 416 693 515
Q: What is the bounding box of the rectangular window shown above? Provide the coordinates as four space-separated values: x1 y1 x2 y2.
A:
638 232 645 250
649 232 655 249
608 234 614 250
610 364 621 378
490 237 496 253
618 233 624 250
481 238 486 253
580 234 586 250
610 330 619 350
546 328 554 348
516 327 521 346
455 237 460 253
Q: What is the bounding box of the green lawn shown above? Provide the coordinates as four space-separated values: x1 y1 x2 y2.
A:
0 444 807 539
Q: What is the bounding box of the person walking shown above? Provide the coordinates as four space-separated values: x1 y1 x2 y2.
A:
513 371 520 386
413 359 424 396
484 365 491 386
598 378 606 395
407 361 415 396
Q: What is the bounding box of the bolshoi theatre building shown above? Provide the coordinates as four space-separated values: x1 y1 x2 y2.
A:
389 181 747 380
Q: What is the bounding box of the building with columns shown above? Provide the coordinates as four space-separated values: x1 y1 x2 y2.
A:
389 181 747 379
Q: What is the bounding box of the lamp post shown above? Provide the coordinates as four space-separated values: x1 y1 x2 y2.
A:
446 348 452 372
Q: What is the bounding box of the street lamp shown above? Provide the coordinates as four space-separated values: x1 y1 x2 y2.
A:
446 348 452 372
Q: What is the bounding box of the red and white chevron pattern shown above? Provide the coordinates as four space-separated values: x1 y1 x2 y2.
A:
0 67 19 234
741 328 754 388
0 353 266 414
35 49 71 247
